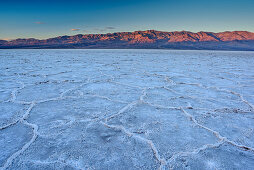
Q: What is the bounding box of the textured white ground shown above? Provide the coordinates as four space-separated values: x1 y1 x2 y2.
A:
0 49 254 170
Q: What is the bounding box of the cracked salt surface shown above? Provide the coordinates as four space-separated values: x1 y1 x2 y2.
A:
0 49 254 170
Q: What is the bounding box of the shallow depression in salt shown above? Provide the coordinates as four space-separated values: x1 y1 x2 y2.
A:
0 49 254 170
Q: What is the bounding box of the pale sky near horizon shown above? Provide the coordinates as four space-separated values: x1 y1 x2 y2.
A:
1 0 254 40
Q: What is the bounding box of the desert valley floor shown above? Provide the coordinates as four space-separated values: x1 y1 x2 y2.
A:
0 49 254 170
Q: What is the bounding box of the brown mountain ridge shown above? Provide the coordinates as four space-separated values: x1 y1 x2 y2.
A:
1 30 254 50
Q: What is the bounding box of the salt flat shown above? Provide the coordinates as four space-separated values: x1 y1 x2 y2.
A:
0 49 254 170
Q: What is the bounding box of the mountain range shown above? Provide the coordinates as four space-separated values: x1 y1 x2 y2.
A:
1 30 254 50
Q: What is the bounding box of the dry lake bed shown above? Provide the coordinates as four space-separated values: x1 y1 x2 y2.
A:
0 49 254 170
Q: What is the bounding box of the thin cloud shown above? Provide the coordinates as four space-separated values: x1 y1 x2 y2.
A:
71 29 80 31
92 27 116 33
94 28 105 32
34 22 44 24
105 26 115 30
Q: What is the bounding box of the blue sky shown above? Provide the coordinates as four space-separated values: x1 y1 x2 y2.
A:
0 0 254 39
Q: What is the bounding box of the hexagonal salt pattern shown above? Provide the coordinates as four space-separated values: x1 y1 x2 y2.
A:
0 49 253 169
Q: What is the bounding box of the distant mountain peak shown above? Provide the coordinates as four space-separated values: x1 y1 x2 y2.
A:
1 30 254 50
